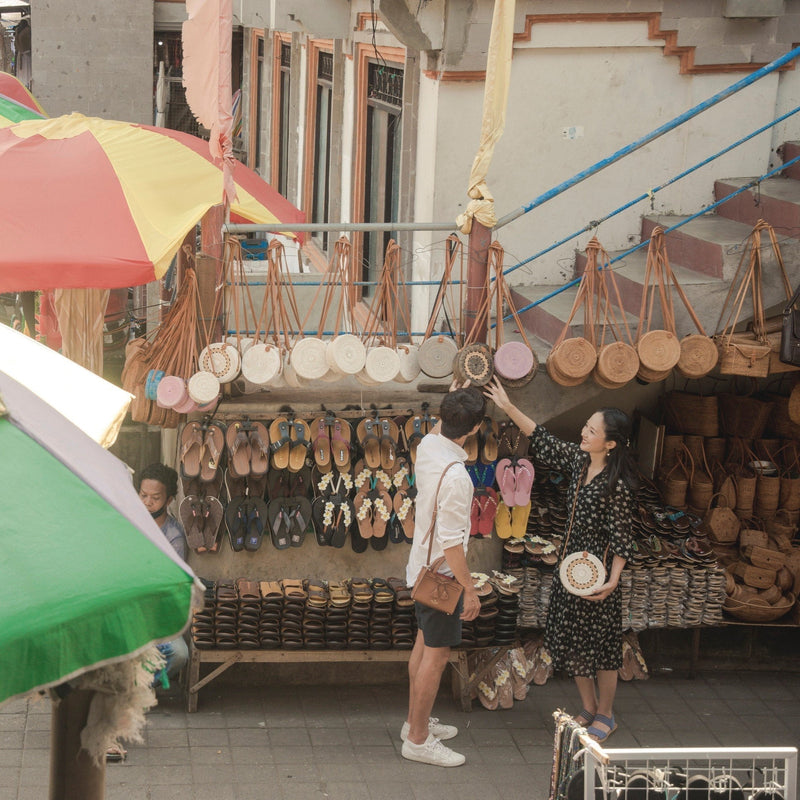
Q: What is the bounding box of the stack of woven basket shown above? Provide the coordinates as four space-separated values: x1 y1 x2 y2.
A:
723 518 800 622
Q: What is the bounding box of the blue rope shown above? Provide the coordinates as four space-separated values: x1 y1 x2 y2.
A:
502 150 800 324
501 104 800 279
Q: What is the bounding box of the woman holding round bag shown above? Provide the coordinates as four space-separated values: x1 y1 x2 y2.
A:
484 379 637 743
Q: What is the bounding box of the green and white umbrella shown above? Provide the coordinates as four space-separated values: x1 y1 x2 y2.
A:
0 336 198 705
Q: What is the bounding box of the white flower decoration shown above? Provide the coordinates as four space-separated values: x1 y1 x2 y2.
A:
374 499 391 522
356 496 372 520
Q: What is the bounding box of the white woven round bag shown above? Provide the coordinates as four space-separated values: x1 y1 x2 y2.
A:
395 344 420 383
364 345 401 383
187 370 221 405
282 352 306 388
559 551 606 596
326 334 367 376
290 338 329 380
241 343 282 386
198 342 241 384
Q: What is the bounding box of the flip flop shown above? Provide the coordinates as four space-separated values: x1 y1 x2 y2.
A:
513 458 535 506
480 418 499 464
245 497 268 551
267 498 290 550
202 495 224 552
470 495 482 537
269 417 292 470
329 503 350 549
224 468 247 501
225 496 247 552
511 501 531 538
226 421 252 478
331 418 352 470
311 417 332 472
248 421 270 476
179 495 205 552
494 501 513 539
353 490 373 539
180 421 203 478
477 487 499 537
200 422 225 482
371 488 392 539
495 458 516 507
288 496 312 547
393 490 415 541
356 418 381 469
288 419 312 473
403 415 425 464
378 419 399 472
463 431 479 465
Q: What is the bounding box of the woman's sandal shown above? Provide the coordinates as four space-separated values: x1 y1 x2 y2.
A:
573 709 596 728
587 713 617 742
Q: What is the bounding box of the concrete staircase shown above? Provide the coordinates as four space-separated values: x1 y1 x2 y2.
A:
507 142 800 425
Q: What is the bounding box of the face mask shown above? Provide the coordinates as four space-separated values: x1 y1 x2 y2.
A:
149 503 168 519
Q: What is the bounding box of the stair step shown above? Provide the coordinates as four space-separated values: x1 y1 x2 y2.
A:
641 214 757 280
508 282 639 347
715 176 800 233
781 141 800 182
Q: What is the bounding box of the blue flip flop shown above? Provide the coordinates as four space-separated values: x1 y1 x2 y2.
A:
587 713 617 742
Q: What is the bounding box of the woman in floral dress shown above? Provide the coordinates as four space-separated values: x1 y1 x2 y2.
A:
485 379 637 742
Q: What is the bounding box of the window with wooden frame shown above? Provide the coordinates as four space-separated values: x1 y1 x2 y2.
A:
272 37 292 196
353 45 406 300
303 43 334 252
248 30 265 172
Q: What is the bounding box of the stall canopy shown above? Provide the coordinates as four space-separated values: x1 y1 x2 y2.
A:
0 112 305 292
0 355 199 706
0 72 45 127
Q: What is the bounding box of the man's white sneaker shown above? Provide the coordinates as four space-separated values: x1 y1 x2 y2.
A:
401 717 458 742
401 734 465 767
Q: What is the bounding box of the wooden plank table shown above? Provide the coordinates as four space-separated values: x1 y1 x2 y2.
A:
185 643 514 713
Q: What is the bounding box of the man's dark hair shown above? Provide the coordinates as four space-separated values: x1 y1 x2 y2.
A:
440 387 486 439
137 462 179 498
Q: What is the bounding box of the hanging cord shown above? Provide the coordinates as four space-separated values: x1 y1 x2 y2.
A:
551 243 596 350
587 237 635 346
421 234 463 344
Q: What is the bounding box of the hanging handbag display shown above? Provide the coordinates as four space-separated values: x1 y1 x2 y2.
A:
558 464 610 596
411 461 465 615
780 282 800 367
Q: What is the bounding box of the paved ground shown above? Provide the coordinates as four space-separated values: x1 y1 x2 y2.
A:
2 665 799 800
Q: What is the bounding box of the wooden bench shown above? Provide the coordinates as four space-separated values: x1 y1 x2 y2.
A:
185 643 513 713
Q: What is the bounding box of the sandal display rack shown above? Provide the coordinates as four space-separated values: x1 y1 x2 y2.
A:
552 712 797 800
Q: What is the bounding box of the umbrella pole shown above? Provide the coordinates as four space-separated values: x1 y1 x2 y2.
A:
50 688 105 800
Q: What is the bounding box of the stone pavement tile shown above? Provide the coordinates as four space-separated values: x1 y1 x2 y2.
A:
0 747 22 768
189 744 233 764
471 745 528 765
20 746 48 768
273 760 321 781
0 766 21 789
312 744 357 762
16 765 47 789
236 784 286 800
139 745 192 766
319 781 372 799
188 727 230 747
510 726 556 747
0 713 25 732
228 727 269 746
308 726 348 745
270 744 316 763
0 731 23 749
233 763 280 784
316 760 364 782
465 727 519 747
413 779 504 800
518 745 556 765
366 780 415 800
349 725 395 746
146 727 189 747
191 762 236 784
269 727 311 746
21 729 49 749
230 745 274 765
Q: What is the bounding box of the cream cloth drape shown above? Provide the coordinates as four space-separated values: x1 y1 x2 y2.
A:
456 0 516 234
54 287 110 375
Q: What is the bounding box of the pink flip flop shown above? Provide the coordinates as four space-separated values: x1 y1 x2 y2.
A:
495 458 516 507
513 459 535 506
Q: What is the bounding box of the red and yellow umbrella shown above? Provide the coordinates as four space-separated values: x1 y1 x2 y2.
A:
0 72 45 127
0 112 305 291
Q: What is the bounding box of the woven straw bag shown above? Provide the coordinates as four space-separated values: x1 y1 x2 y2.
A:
662 391 719 437
714 220 794 378
703 492 740 544
660 448 690 508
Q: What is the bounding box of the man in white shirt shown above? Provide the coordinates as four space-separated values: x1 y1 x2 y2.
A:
402 387 485 767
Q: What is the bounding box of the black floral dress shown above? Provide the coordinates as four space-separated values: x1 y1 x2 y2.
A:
529 426 634 678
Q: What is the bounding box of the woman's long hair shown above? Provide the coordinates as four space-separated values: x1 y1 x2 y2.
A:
598 407 639 495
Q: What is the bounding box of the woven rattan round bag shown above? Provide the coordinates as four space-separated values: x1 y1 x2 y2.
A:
453 343 494 386
676 334 719 379
559 551 606 596
594 341 639 388
494 341 537 388
548 338 596 384
418 335 458 379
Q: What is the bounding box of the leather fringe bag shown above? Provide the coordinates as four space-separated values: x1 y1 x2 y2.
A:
411 461 465 615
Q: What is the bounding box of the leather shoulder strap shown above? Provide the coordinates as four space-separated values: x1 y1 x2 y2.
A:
420 461 462 563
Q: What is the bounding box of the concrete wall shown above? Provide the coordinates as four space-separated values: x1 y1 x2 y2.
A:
31 0 153 123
